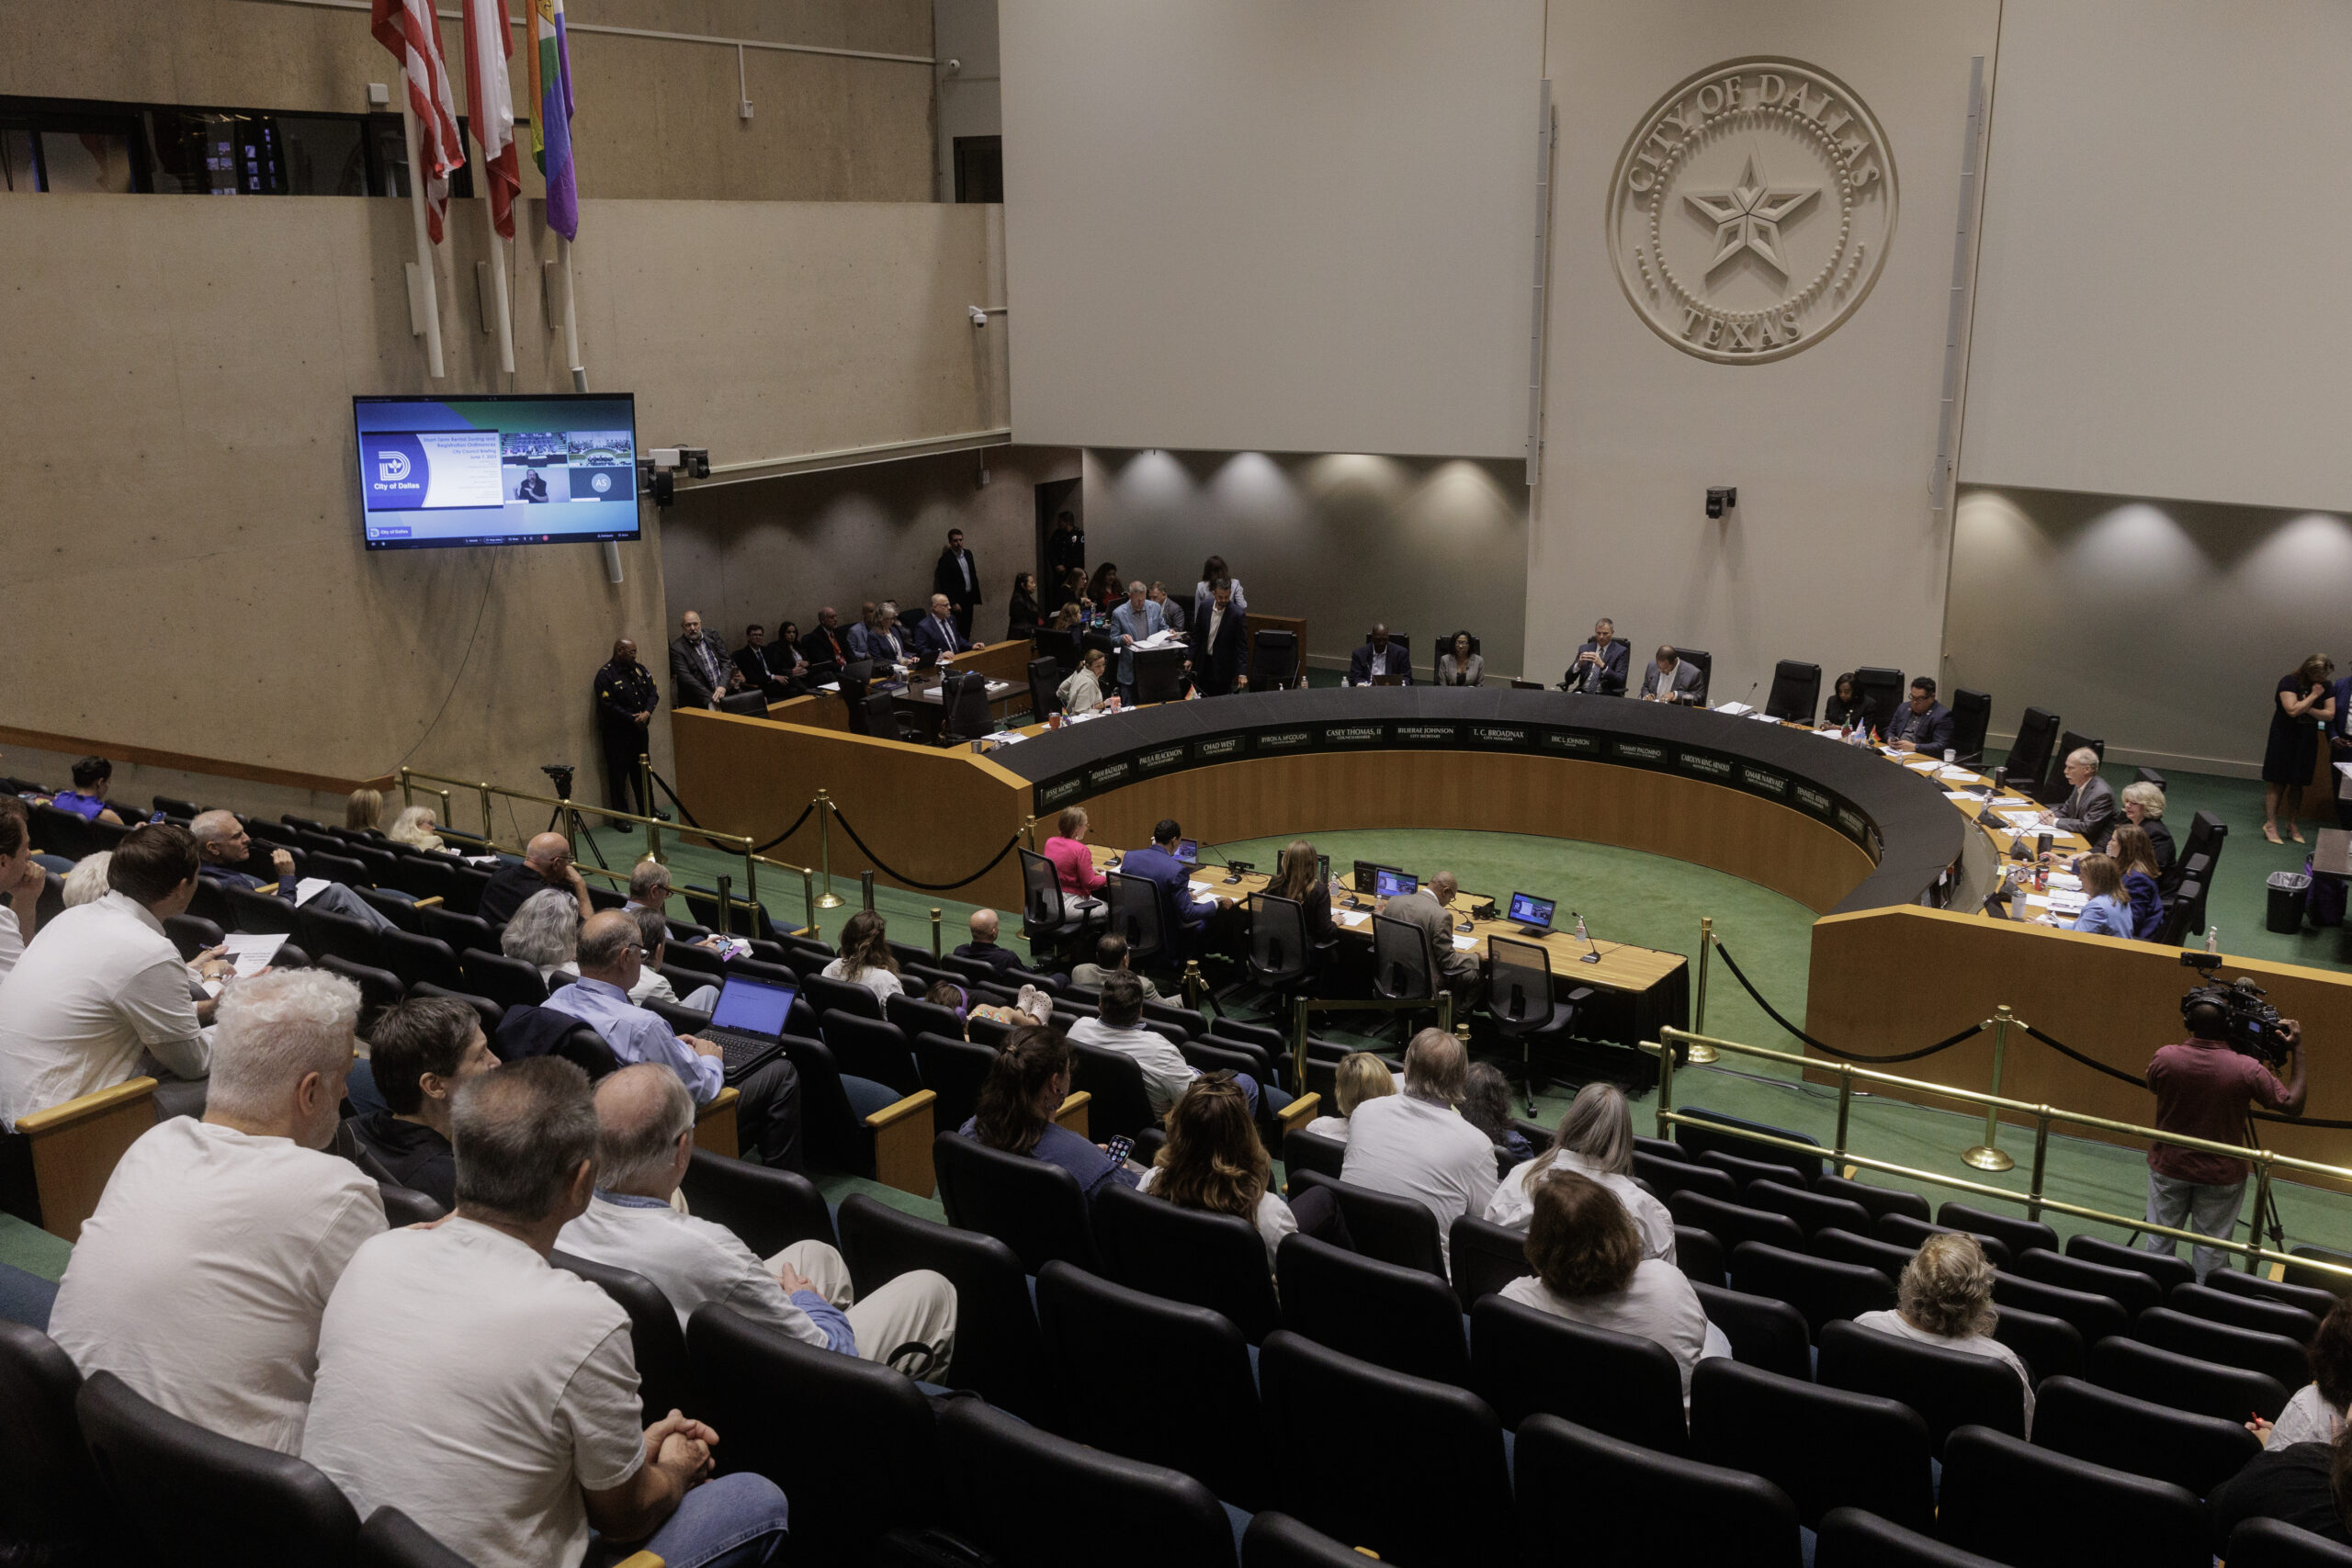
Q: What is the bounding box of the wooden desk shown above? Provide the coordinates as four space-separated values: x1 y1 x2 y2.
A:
762 640 1036 735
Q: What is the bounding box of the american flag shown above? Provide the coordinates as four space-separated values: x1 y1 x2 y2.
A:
459 0 520 239
369 0 466 243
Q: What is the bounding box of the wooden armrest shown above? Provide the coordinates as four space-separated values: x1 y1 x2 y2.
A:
866 1089 938 1198
17 1077 157 1242
609 1554 664 1568
255 881 279 894
1274 1092 1321 1134
864 1088 938 1131
1053 1089 1091 1138
691 1086 741 1158
413 895 444 908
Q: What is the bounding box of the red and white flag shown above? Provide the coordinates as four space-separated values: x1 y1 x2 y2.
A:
460 0 520 238
370 0 466 243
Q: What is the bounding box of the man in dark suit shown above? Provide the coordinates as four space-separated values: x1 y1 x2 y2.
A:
908 592 974 661
1346 624 1412 686
668 610 742 712
1566 617 1629 694
1638 644 1706 705
932 528 982 639
594 637 661 812
1046 511 1085 585
1188 579 1249 696
730 624 804 702
1121 819 1221 953
801 607 853 673
1887 677 1957 755
2041 748 2118 849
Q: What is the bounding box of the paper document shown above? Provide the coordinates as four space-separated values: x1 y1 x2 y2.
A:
1996 809 2045 832
220 933 286 975
1452 935 1480 951
293 877 335 907
1945 790 1990 805
1938 765 1977 782
1335 910 1370 928
817 681 841 693
1713 701 1755 716
1187 880 1214 896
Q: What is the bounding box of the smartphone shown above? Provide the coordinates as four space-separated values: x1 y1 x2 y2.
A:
1104 1134 1134 1165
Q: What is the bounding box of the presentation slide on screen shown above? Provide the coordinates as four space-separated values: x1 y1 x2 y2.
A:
353 395 639 550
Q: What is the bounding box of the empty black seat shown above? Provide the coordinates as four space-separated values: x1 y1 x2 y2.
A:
676 1148 837 1258
1746 1178 1872 1237
1806 1226 1920 1282
0 1322 109 1560
1470 1292 1686 1451
2172 1280 2323 1345
2068 1232 2194 1293
1938 1423 2210 1568
1765 660 1823 725
1677 1224 1728 1289
2206 1268 2342 1323
1993 1269 2129 1348
1448 1213 1536 1307
1513 1413 1803 1568
1668 1190 1806 1256
1093 1179 1280 1345
1816 1317 2027 1450
1634 1151 1737 1203
1675 1109 1825 1184
2135 1305 2310 1393
2285 1247 2352 1300
933 1131 1100 1276
418 905 495 957
1877 1213 2012 1269
1815 1173 1932 1224
1733 1241 1894 1333
458 950 548 1010
1690 1357 1935 1532
2087 1335 2290 1424
1278 1233 1467 1386
377 928 465 991
2031 1374 2260 1497
1815 1506 2007 1568
2013 1245 2163 1318
1694 1281 1811 1382
1993 1302 2086 1384
821 1010 922 1098
1937 1201 2058 1260
2229 1517 2352 1568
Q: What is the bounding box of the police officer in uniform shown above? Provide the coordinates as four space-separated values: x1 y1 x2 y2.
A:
594 637 661 815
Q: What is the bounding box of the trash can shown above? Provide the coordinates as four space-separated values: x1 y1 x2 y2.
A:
2267 871 2312 934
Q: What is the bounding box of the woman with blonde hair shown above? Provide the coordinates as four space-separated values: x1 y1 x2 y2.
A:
820 908 903 1005
1057 647 1116 716
1502 1174 1721 1400
2119 780 2175 874
1487 1081 1675 1262
1262 838 1334 944
1042 805 1105 901
387 805 446 852
1300 1050 1397 1143
345 787 384 834
2062 852 2133 938
1856 1233 2033 1431
1140 1074 1297 1265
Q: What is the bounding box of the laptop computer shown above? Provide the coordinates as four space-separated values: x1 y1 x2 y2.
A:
1507 891 1556 936
1176 839 1202 865
1374 867 1419 899
700 973 797 1081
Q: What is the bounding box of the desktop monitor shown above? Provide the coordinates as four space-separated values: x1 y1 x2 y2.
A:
1508 892 1556 931
1374 867 1418 899
1176 839 1201 864
354 393 640 550
1352 860 1381 892
1317 854 1332 887
710 975 797 1037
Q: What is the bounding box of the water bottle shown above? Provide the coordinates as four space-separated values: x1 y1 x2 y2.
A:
1575 914 1589 942
2206 924 2220 954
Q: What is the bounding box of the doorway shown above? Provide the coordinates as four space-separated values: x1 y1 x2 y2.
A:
1035 476 1081 610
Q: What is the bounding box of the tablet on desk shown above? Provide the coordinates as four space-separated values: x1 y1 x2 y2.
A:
1507 891 1555 935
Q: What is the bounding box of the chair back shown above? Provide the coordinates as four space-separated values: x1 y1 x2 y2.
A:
1805 1226 1930 1283
1247 893 1310 985
1951 688 1993 762
1694 1282 1812 1381
1634 1152 1736 1203
1134 646 1187 705
2008 705 2062 790
163 912 227 962
2133 1305 2311 1393
1485 935 1554 1032
1241 1511 1386 1568
1448 1213 1534 1307
679 1147 838 1258
2011 1245 2163 1318
376 1181 444 1227
2032 1374 2261 1498
1511 1412 1803 1568
418 905 495 956
1851 668 1905 731
2203 1266 2341 1321
1674 1107 1826 1183
1370 913 1434 1000
1933 1201 2057 1259
77 1371 361 1567
933 1131 1101 1275
1032 629 1079 677
862 690 900 739
1027 656 1064 720
1938 1424 2209 1568
805 971 886 1022
820 1010 922 1098
1813 1507 2008 1568
1730 1241 1895 1333
0 1321 107 1549
320 955 405 1032
1815 1317 2026 1451
298 907 385 971
1689 1357 1934 1530
2088 1333 2291 1423
1745 1178 1873 1238
1765 660 1823 723
458 950 548 1010
910 1032 995 1134
1814 1172 1931 1224
1276 1233 1469 1386
1285 1170 1448 1280
1102 873 1167 964
1675 647 1714 703
1092 1180 1280 1344
355 1507 475 1568
1667 1190 1805 1256
407 983 503 1036
548 1251 693 1423
225 885 299 936
378 929 464 991
941 671 992 743
2230 1518 2352 1568
1677 1225 1729 1288
1068 1040 1159 1141
383 853 459 904
1471 1293 1685 1450
1992 1302 2086 1384
1019 847 1069 934
1250 628 1300 689
1278 1125 1347 1188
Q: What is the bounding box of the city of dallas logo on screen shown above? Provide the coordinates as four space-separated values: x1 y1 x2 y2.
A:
1607 58 1897 364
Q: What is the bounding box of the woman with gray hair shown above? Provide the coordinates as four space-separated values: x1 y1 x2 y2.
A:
2118 779 2175 876
386 806 447 853
61 851 113 908
500 887 582 982
1486 1081 1675 1262
1855 1232 2034 1432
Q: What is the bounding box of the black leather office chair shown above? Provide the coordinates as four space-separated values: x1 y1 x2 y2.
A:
1765 660 1823 723
1019 846 1097 962
1102 872 1169 969
932 1131 1101 1276
1485 935 1586 1110
939 670 993 744
1673 647 1714 705
2031 1374 2260 1497
2034 728 2108 805
1690 1357 1935 1531
1026 655 1064 722
1471 1293 1685 1450
1938 1423 2210 1568
1092 1179 1280 1344
1276 1233 1469 1386
1513 1413 1803 1568
1134 645 1188 704
1251 627 1300 690
1370 912 1439 1017
1852 668 1905 732
1951 687 1993 763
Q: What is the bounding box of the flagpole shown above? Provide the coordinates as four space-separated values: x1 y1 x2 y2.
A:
483 197 516 376
559 234 584 392
399 95 447 379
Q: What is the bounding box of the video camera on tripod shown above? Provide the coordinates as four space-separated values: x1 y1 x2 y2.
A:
2179 951 2296 1066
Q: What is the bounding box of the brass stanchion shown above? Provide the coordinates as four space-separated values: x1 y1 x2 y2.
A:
1182 960 1207 1013
860 870 876 913
1686 918 1719 1064
800 867 820 941
813 792 844 908
1962 1004 2018 1172
716 874 732 937
931 907 944 959
639 755 662 860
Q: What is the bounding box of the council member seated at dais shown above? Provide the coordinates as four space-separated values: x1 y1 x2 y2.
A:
1639 644 1705 705
1885 677 1955 755
1566 617 1627 695
1346 624 1411 686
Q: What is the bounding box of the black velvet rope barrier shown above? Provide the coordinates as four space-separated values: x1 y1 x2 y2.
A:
748 800 815 856
827 804 1025 892
1709 941 1987 1064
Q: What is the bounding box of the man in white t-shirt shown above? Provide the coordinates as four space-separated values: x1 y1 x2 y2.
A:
560 1065 956 1378
1340 1028 1498 1272
301 1057 789 1568
48 969 384 1453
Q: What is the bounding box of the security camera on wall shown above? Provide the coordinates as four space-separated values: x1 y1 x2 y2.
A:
1705 486 1737 520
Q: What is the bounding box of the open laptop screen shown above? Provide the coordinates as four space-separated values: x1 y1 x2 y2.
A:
1374 868 1418 899
710 975 796 1036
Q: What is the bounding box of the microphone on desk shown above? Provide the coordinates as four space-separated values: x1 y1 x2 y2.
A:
1570 911 1603 964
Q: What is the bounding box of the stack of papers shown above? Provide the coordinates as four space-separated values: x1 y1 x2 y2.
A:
1451 935 1480 951
1713 701 1755 716
1937 765 1977 782
1996 808 2045 831
293 877 336 907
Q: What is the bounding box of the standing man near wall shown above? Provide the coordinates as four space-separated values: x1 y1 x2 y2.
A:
594 638 660 816
934 528 982 640
669 611 742 712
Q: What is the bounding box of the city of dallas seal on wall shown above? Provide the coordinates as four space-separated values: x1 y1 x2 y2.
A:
1608 59 1896 364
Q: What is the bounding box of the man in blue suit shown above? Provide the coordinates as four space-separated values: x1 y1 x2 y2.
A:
1566 617 1629 694
908 593 974 661
1118 818 1222 957
1886 677 1957 755
1346 625 1411 686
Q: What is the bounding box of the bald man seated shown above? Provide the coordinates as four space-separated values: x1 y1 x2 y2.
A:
190 810 398 931
1380 870 1482 1007
559 1065 956 1380
475 831 595 930
952 908 1022 977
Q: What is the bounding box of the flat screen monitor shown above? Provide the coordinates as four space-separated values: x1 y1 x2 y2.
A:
710 976 796 1037
1176 839 1200 864
1317 854 1332 887
1508 892 1555 931
354 393 640 550
1374 867 1418 899
1352 859 1381 892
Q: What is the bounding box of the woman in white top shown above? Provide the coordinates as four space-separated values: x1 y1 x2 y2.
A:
1138 1074 1297 1267
501 886 582 983
820 908 905 1006
1855 1233 2035 1435
1300 1051 1396 1144
2255 1299 2352 1448
1057 648 1116 717
1499 1173 1723 1402
1487 1082 1675 1264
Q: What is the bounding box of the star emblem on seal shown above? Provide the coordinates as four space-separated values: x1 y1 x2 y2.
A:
1682 152 1820 277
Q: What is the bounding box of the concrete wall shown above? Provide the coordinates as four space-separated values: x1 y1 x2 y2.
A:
932 0 1001 202
0 0 934 202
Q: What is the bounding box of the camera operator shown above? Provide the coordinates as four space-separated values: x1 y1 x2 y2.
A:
2144 988 2307 1280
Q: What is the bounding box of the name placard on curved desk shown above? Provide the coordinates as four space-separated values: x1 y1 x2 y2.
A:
998 691 1962 917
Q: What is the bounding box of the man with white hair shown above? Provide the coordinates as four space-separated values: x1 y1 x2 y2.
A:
1340 1028 1498 1272
475 830 594 929
1109 579 1165 702
909 592 974 661
2039 746 2118 850
670 608 744 713
304 1058 790 1568
560 1065 957 1379
187 810 396 931
47 968 384 1452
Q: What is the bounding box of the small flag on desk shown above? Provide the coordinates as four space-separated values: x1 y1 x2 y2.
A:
525 0 580 241
460 0 520 238
369 0 466 242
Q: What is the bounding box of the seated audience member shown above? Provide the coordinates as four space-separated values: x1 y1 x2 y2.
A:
1340 1029 1498 1269
347 995 497 1210
0 824 213 1130
1110 580 1166 701
801 606 854 671
60 851 111 908
1069 971 1263 1118
387 804 447 852
775 620 804 663
0 802 46 975
2109 824 2166 939
1639 643 1704 705
1566 618 1627 695
2254 1300 2352 1449
1262 838 1336 945
2038 746 2117 847
820 909 905 1008
961 1027 1141 1201
190 809 396 931
345 787 384 834
302 1058 792 1568
1886 677 1956 754
1139 1076 1310 1267
1007 573 1043 640
1121 818 1222 947
1050 600 1085 633
1435 631 1483 687
1382 870 1481 1006
2122 781 2177 877
1503 1173 1724 1401
1460 1063 1533 1163
1042 807 1107 904
476 830 595 928
846 601 908 669
669 608 745 713
1487 1082 1674 1262
1855 1234 2034 1432
40 756 123 824
503 886 583 981
954 908 1022 976
910 592 974 660
1069 933 1162 1001
2058 852 2133 937
1822 671 1875 730
1192 554 1248 625
624 857 679 925
1148 581 1188 637
543 910 801 1171
601 905 720 1010
1300 1050 1397 1143
1346 624 1411 686
1189 579 1250 696
1057 647 1117 716
50 970 384 1452
931 977 1050 1032
559 1065 956 1377
731 623 804 701
2210 1428 2352 1551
